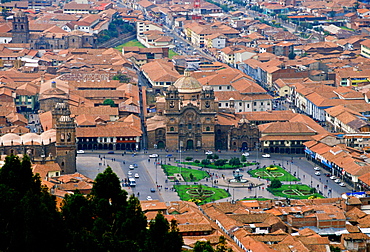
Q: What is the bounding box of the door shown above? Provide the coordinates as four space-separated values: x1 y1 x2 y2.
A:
186 140 194 150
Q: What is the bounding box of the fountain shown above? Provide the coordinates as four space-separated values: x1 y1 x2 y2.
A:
228 169 248 183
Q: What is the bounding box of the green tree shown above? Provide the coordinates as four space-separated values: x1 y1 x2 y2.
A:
189 173 194 181
185 156 193 161
201 159 211 167
194 160 200 164
207 154 213 160
103 99 115 107
216 236 232 252
270 179 282 189
112 73 131 83
229 157 241 167
241 155 247 162
194 240 214 252
213 154 219 160
146 212 182 252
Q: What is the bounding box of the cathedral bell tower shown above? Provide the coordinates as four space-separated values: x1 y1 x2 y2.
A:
54 102 76 174
200 85 217 112
165 85 180 111
12 11 30 44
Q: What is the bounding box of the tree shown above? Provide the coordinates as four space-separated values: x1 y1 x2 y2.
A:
201 159 211 167
112 73 131 83
103 99 115 107
146 212 182 252
185 156 193 161
194 160 200 164
206 154 213 160
213 154 219 160
270 179 282 189
216 236 233 252
189 173 194 181
229 157 241 167
241 155 247 162
194 240 214 252
215 159 227 168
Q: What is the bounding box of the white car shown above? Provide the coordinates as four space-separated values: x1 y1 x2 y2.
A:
146 196 153 201
128 171 132 176
330 176 336 180
205 151 213 155
77 150 85 154
129 165 135 170
314 171 321 176
242 152 250 157
262 154 271 158
134 173 139 178
334 179 341 183
149 154 158 158
313 167 320 171
339 182 346 187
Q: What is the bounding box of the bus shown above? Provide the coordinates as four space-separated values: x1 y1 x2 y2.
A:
129 178 136 187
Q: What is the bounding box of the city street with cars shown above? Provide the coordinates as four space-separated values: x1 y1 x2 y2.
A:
77 149 351 202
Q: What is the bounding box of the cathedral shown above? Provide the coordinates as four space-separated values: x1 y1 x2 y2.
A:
147 71 260 151
0 102 76 174
11 11 95 49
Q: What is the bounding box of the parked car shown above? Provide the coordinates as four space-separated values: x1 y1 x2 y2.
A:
77 150 85 154
146 196 153 201
314 171 321 176
205 150 213 155
134 173 139 178
324 173 331 177
242 152 250 157
107 151 114 154
339 182 346 187
149 154 158 158
334 179 341 183
313 167 320 171
128 171 132 176
129 165 135 170
150 188 156 193
330 176 336 180
133 163 138 168
262 154 271 158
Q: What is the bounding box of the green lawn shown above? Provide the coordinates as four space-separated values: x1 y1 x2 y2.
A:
248 166 299 182
267 184 324 199
174 184 230 205
162 165 209 182
182 161 255 169
115 39 146 51
340 26 355 32
168 49 178 59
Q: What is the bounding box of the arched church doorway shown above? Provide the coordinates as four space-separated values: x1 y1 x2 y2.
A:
157 141 165 149
186 140 194 150
241 142 248 151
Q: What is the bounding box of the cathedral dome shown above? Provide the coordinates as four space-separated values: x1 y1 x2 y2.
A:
173 70 202 93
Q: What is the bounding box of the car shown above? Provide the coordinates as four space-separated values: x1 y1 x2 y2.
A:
242 152 250 157
334 179 341 183
339 182 346 187
77 150 85 154
324 173 331 177
149 154 158 158
134 173 139 178
205 151 213 155
107 151 114 154
262 154 271 158
313 167 320 171
315 171 321 176
128 171 132 176
150 188 156 193
133 163 138 168
146 196 153 201
330 176 336 180
129 165 135 170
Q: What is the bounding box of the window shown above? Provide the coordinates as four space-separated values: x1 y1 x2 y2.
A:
227 86 230 90
206 126 210 131
170 127 174 131
225 103 229 107
188 123 192 130
239 102 242 106
254 102 256 106
260 102 263 105
219 86 222 90
219 103 221 107
247 104 250 108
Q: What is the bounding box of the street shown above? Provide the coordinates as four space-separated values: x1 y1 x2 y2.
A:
76 150 351 202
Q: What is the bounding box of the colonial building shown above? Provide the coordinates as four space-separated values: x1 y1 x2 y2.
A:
0 102 76 174
147 71 260 150
164 71 217 150
11 10 95 49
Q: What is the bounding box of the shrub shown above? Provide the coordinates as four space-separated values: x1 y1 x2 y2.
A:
194 160 200 164
270 179 282 189
185 157 193 161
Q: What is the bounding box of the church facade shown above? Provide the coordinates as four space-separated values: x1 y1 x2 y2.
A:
147 72 260 151
12 11 95 49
